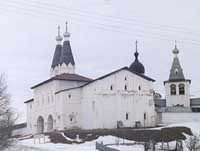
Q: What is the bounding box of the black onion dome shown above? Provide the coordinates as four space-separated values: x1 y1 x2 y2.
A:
129 51 145 74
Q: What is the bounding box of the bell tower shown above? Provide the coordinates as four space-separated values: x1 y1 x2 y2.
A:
164 43 191 107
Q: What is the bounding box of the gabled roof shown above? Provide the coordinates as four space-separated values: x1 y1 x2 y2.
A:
31 73 92 89
55 66 155 94
82 67 155 88
24 98 34 103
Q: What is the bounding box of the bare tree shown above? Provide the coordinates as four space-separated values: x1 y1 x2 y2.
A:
185 135 200 151
0 74 16 150
143 141 150 151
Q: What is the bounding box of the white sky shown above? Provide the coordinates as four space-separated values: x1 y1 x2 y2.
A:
0 0 200 122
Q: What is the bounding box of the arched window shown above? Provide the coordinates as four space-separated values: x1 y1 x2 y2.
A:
170 84 176 95
179 83 185 95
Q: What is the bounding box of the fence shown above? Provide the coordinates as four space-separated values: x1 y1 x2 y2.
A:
33 134 46 144
96 142 119 151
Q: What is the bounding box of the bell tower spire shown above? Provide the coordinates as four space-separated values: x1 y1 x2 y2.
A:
169 41 185 81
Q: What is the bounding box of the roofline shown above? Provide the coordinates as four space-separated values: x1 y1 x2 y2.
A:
24 98 34 103
126 68 155 82
31 76 92 89
31 78 53 89
55 66 155 94
55 86 82 94
164 79 191 85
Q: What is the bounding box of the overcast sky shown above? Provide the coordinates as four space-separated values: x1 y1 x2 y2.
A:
0 0 200 122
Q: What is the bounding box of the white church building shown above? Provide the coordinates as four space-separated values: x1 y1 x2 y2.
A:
24 23 200 134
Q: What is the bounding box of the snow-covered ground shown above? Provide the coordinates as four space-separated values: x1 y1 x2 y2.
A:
7 135 137 151
6 121 200 151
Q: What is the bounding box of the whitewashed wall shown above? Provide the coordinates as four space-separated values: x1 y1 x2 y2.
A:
159 112 200 124
56 88 82 130
27 79 87 134
27 68 156 133
80 69 156 129
56 69 156 130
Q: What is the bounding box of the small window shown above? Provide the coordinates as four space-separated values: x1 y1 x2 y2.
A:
124 85 127 91
126 113 129 120
138 86 141 91
125 77 127 81
70 117 73 122
175 68 179 75
144 113 146 120
110 85 113 91
30 104 32 109
68 94 71 99
170 84 176 95
179 83 185 95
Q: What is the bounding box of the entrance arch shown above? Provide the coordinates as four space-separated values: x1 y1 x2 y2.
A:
37 116 44 134
47 115 53 132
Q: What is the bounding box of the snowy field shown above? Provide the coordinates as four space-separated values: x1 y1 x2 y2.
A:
6 122 200 151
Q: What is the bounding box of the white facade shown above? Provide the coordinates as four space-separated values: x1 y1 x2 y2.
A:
26 68 156 134
57 69 156 130
26 79 88 134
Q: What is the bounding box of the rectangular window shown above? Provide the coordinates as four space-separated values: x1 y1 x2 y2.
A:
126 113 129 120
144 113 146 120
